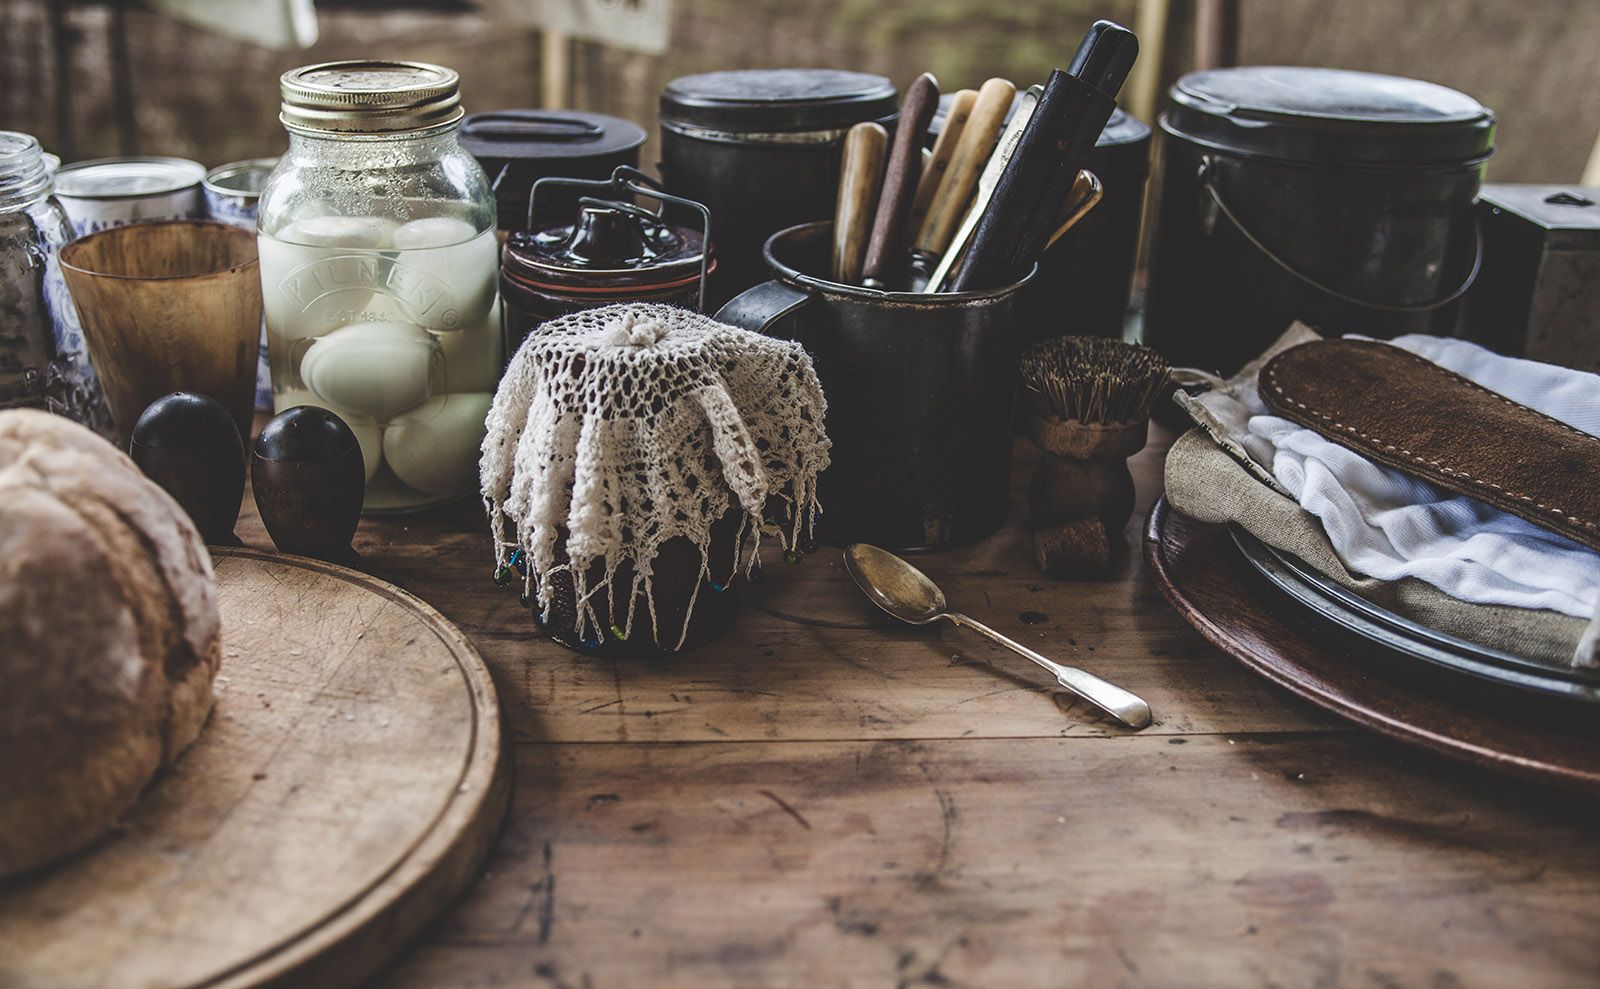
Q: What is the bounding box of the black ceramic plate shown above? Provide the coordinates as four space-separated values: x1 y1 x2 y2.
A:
1229 525 1600 707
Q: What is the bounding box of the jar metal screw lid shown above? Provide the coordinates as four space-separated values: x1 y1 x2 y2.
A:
0 131 53 204
279 60 464 135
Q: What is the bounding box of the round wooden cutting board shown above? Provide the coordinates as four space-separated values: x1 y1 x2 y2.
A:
0 548 509 988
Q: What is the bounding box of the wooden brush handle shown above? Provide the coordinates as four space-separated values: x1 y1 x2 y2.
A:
861 72 939 288
832 121 888 284
913 77 1015 257
907 88 977 241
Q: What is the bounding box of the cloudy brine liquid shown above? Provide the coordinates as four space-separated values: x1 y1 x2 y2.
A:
258 216 501 512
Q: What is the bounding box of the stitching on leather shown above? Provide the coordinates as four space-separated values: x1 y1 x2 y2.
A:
1263 345 1600 535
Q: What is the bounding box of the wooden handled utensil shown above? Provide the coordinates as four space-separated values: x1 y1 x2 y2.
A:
832 121 888 284
906 87 978 241
861 72 940 289
949 20 1138 293
922 84 1040 294
1044 168 1103 252
911 77 1016 263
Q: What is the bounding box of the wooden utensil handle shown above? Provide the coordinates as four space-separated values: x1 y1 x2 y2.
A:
950 72 1115 292
832 121 888 284
861 72 940 288
913 77 1015 256
907 88 978 241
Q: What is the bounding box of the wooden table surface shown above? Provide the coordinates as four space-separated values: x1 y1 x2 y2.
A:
233 424 1600 988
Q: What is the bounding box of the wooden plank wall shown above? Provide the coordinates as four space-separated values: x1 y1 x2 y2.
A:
0 1 1594 184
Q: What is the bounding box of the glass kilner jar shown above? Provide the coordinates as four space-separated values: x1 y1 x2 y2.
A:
0 130 113 436
257 61 502 513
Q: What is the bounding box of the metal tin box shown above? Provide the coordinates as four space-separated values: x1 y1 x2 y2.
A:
53 156 206 236
1458 185 1600 373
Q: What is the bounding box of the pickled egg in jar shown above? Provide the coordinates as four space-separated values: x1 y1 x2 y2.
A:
258 61 503 512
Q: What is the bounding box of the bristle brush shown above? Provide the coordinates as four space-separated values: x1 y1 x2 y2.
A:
1017 335 1169 574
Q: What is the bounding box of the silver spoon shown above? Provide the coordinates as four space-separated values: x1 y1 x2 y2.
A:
843 543 1153 730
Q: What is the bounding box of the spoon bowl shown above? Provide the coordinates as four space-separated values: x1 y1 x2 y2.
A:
844 542 949 624
843 543 1153 730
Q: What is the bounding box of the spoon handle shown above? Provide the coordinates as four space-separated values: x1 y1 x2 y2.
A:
946 612 1153 729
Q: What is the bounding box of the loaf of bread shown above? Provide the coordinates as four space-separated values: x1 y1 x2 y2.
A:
0 409 221 875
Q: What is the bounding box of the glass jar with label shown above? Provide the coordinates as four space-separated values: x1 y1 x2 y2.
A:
257 60 502 512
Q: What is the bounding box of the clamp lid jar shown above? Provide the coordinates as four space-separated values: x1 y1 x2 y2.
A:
500 167 714 354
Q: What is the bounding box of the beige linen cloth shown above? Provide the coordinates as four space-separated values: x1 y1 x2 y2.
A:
1164 324 1598 668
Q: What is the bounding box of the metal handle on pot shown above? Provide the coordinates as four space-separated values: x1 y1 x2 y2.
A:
713 279 816 343
1197 155 1483 314
465 112 606 143
527 165 715 313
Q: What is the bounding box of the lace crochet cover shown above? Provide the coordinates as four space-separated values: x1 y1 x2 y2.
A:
481 303 830 649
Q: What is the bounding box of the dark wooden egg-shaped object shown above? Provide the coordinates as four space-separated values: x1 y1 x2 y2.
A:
250 406 365 568
130 391 246 546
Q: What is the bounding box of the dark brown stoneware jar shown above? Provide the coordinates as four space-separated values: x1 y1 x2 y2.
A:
500 200 712 356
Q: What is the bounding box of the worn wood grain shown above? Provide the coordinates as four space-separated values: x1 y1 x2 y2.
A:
0 550 507 989
5 1 1596 184
380 733 1600 988
206 420 1600 987
289 435 1344 749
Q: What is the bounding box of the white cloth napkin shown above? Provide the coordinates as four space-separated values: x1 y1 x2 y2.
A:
1203 333 1600 622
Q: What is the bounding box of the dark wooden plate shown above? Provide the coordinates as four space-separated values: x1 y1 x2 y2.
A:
1145 496 1600 793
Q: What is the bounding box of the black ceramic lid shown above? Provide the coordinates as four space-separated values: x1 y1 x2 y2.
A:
503 203 708 291
1163 66 1495 168
461 110 646 163
659 69 898 133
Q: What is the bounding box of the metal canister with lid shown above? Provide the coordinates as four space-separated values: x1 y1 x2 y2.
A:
202 158 278 228
459 110 647 233
52 156 206 236
500 167 712 355
1028 108 1150 343
204 157 280 410
658 69 898 306
1143 66 1494 376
